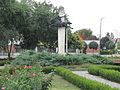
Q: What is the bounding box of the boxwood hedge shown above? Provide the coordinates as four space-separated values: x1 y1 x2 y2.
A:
55 67 118 90
88 65 120 83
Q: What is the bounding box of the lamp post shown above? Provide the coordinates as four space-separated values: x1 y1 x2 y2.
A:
115 30 119 54
99 17 105 54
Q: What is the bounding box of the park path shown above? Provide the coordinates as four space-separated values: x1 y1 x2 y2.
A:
73 71 120 89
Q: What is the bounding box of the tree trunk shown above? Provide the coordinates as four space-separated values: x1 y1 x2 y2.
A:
49 45 52 52
8 42 13 60
93 49 94 55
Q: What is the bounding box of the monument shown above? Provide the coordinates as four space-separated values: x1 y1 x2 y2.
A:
53 6 71 54
58 6 71 54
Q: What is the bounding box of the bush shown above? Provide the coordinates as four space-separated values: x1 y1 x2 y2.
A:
0 60 10 66
55 67 118 90
88 65 120 83
97 65 120 71
100 50 113 55
92 55 113 64
11 50 102 66
11 50 38 66
0 66 53 90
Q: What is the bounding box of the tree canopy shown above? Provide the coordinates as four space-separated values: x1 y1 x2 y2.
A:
74 29 92 40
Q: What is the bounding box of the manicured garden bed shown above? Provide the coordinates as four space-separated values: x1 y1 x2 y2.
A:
88 65 120 83
55 67 118 90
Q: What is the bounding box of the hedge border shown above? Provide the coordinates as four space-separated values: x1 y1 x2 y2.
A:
55 67 118 90
88 65 120 83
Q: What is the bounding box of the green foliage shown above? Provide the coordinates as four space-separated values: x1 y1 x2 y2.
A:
0 66 52 90
0 0 60 50
0 0 20 59
92 55 113 64
17 0 59 49
100 33 115 50
105 41 115 50
0 60 10 66
100 50 113 55
82 42 87 54
117 42 120 49
68 30 83 49
55 67 118 90
89 41 98 50
11 50 102 66
74 29 92 40
88 65 120 83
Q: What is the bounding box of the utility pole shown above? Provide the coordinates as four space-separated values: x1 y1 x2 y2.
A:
66 28 68 53
115 30 119 54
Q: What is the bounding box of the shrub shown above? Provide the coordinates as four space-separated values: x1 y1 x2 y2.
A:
100 50 113 55
11 50 38 66
11 51 102 66
55 67 118 90
92 55 113 64
0 60 10 66
0 66 53 90
88 65 120 83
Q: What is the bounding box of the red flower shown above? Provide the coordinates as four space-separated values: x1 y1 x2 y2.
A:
24 66 32 69
32 74 36 76
28 66 32 68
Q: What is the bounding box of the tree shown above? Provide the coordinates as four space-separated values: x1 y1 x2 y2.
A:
18 0 59 50
86 35 98 40
89 41 98 54
105 41 115 50
0 0 20 60
74 29 92 40
100 36 110 49
68 30 83 50
100 33 115 50
82 42 87 54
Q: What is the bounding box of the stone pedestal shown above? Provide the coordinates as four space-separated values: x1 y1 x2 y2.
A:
58 27 65 54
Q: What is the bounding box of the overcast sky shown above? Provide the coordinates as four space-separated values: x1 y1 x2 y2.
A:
36 0 120 38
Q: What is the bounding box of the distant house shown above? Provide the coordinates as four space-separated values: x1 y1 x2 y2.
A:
84 40 100 53
84 36 99 53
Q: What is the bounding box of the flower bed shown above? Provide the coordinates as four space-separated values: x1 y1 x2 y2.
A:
0 66 53 90
55 67 118 90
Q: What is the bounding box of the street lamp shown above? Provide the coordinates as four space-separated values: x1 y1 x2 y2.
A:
115 30 119 54
99 17 105 53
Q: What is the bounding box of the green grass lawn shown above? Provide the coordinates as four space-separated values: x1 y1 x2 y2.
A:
50 75 81 90
63 64 91 71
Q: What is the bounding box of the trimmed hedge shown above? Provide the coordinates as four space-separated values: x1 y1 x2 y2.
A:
55 67 118 90
98 65 120 71
88 65 120 83
100 50 113 55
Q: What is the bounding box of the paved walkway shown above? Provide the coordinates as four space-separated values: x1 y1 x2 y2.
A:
73 71 120 89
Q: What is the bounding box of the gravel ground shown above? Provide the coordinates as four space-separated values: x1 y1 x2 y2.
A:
73 71 120 89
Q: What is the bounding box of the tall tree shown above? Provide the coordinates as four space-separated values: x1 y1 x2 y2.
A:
74 29 92 40
18 0 59 50
68 30 83 50
0 0 20 60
